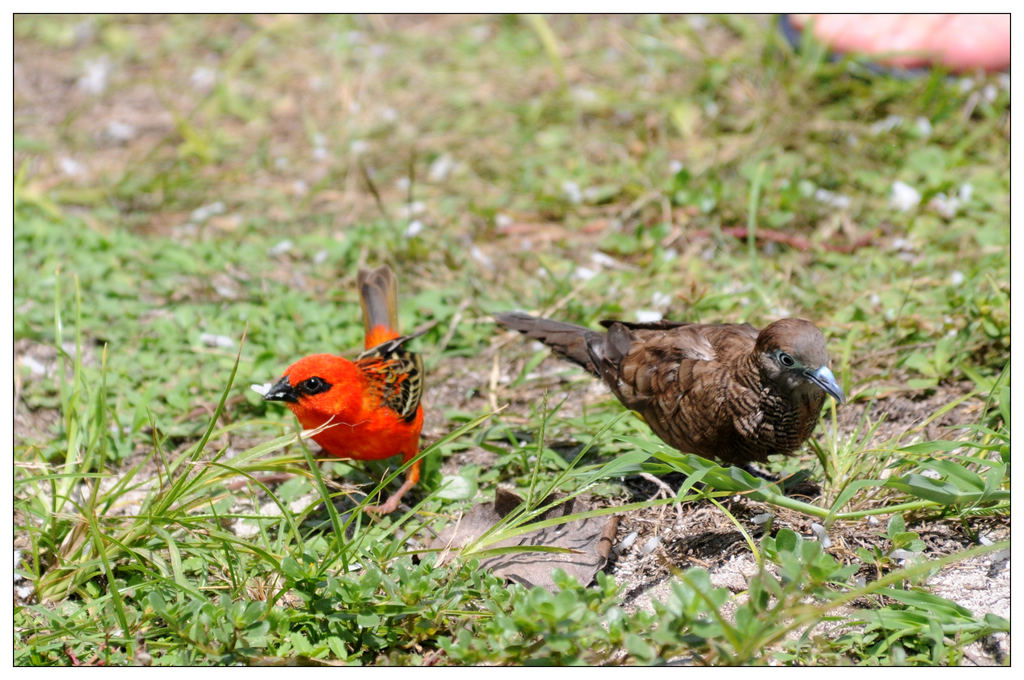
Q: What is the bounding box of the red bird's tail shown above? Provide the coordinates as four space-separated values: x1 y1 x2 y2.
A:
359 266 400 348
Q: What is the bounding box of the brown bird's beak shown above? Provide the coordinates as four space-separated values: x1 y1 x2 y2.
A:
263 375 299 403
805 366 845 404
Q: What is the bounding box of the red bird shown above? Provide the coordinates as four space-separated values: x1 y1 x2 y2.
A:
262 266 425 514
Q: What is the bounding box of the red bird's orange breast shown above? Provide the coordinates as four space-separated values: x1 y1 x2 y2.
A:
302 404 424 462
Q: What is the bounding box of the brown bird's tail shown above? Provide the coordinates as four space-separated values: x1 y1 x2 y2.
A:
494 312 615 376
359 266 400 349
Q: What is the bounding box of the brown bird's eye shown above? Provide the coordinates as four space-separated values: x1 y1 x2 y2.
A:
298 376 332 395
778 352 796 367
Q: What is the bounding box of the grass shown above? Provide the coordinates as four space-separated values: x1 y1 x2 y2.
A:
14 14 1009 665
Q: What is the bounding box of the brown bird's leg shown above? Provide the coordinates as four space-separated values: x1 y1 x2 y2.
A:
365 456 421 514
741 463 820 498
740 463 779 482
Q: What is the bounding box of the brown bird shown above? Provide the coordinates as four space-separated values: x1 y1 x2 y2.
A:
495 312 845 467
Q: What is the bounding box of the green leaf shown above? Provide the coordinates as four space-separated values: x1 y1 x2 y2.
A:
356 612 381 628
436 474 477 500
280 556 304 580
625 632 655 660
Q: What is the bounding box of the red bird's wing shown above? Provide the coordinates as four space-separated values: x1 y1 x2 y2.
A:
355 332 425 422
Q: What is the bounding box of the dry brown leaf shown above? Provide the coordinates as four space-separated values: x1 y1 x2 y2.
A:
427 487 618 592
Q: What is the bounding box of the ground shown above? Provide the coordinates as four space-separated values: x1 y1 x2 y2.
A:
14 14 1009 666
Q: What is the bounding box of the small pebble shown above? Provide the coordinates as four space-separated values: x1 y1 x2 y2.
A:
105 121 136 143
641 536 661 555
190 201 225 223
397 201 425 218
890 181 921 212
428 154 456 182
573 266 597 281
233 519 260 539
59 157 85 177
215 283 238 298
199 333 234 349
20 356 46 376
470 245 493 270
590 252 619 268
190 66 216 90
562 180 582 204
871 115 903 135
404 220 424 238
750 512 773 526
268 240 293 256
891 237 915 252
78 57 112 94
617 530 638 553
571 86 598 103
890 548 919 562
814 188 851 209
810 522 831 548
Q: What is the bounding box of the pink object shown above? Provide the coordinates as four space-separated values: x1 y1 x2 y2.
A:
790 14 1009 73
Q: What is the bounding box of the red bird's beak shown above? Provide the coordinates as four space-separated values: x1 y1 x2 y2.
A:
264 375 299 403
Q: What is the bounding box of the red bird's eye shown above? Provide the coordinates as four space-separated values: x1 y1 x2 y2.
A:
298 376 332 395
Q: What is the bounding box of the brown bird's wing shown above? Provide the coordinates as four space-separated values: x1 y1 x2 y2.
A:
591 322 722 409
593 322 768 462
356 331 425 422
605 318 758 341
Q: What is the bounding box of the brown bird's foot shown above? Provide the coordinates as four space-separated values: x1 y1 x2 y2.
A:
740 464 821 499
776 470 821 500
740 463 779 482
